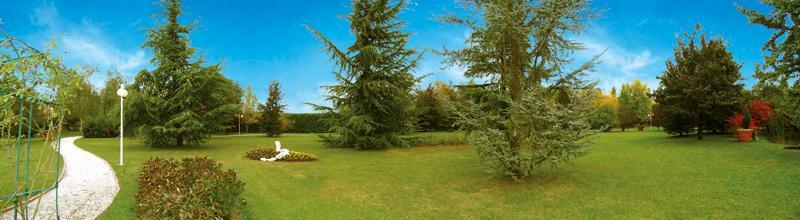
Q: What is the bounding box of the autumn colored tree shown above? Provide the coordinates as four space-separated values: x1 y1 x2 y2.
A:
591 89 618 131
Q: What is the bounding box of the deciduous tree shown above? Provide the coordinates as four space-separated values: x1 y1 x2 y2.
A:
739 1 800 130
618 80 652 131
415 81 461 131
591 89 617 131
242 85 260 133
652 25 744 140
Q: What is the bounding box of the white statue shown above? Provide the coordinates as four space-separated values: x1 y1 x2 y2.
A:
260 141 290 162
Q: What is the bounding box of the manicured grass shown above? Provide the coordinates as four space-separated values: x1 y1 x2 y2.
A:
76 131 800 219
1 138 63 209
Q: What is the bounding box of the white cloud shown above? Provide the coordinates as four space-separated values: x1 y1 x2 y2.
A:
575 29 662 92
28 2 148 85
61 34 147 74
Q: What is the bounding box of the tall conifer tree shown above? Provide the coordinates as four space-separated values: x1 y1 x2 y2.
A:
305 0 421 150
129 0 238 147
259 81 288 137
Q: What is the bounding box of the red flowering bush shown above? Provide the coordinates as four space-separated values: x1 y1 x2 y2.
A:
750 100 774 122
727 114 758 129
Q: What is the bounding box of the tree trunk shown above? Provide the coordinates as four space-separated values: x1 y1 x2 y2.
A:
697 125 704 140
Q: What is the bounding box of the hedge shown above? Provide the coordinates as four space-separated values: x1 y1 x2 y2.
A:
286 113 330 133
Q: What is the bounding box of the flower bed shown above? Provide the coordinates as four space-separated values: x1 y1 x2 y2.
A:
245 148 317 162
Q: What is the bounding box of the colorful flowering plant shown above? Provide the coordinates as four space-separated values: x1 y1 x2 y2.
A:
727 113 759 130
749 100 774 122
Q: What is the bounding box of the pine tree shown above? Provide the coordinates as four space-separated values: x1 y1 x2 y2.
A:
618 80 652 131
129 0 238 147
305 0 421 150
653 25 744 140
259 80 288 137
442 0 599 180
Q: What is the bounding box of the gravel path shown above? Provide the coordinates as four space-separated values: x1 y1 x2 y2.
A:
2 136 119 220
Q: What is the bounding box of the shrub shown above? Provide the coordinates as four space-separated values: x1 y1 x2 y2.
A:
750 100 774 122
245 148 317 162
764 110 800 144
136 157 246 219
81 117 119 138
727 113 758 130
285 113 330 133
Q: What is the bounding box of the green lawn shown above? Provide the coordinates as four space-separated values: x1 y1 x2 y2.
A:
75 131 800 219
1 137 63 209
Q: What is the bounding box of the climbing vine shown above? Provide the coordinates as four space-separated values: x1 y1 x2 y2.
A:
0 29 87 218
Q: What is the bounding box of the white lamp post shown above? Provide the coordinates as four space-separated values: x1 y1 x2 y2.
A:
117 85 128 166
238 114 243 135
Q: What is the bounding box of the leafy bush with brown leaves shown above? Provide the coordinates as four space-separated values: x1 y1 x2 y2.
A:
136 157 246 219
245 148 317 162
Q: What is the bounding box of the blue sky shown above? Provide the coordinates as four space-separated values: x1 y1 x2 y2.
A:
0 0 774 112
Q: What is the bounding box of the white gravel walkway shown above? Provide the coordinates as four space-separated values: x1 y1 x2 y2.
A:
2 136 119 220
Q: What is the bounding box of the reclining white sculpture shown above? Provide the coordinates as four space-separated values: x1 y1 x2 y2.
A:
260 141 290 162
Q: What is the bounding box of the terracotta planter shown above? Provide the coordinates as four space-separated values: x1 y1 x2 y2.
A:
736 129 753 142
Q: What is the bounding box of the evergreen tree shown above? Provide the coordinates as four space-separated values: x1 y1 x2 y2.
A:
617 80 652 131
305 0 421 150
442 0 599 180
653 25 744 140
129 0 238 147
259 80 288 137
